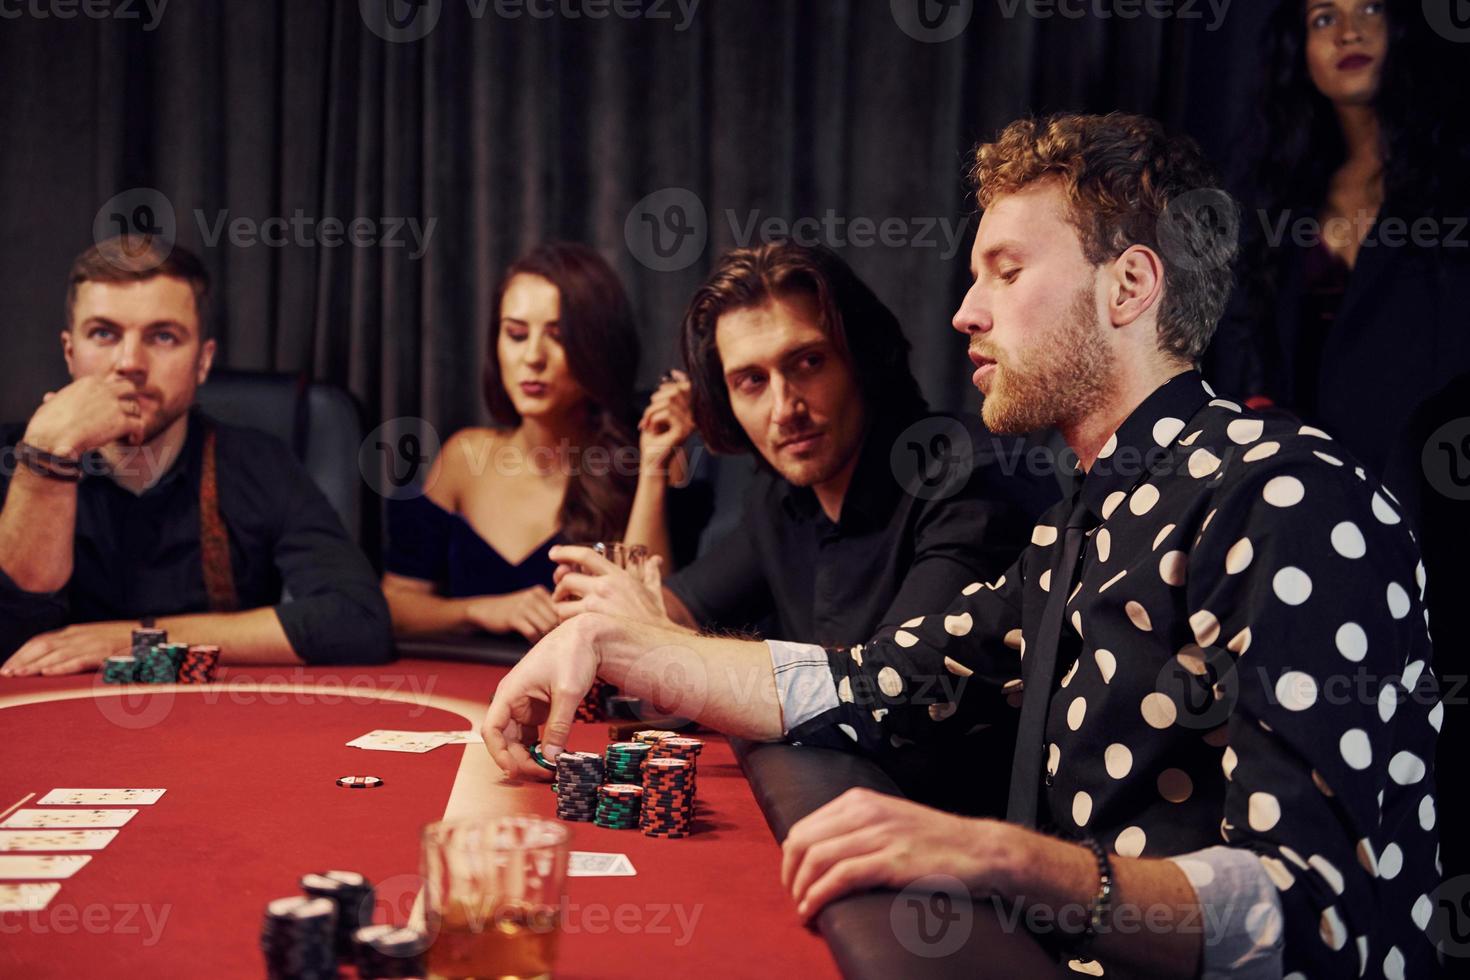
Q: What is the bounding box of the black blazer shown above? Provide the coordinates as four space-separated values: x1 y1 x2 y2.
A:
1207 202 1470 530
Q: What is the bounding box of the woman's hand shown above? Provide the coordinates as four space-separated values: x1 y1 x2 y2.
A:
466 586 559 643
638 371 695 484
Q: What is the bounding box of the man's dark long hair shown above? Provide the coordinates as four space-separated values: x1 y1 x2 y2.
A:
482 242 640 544
679 241 928 458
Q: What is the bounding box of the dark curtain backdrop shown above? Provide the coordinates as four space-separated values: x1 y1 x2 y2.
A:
0 0 1268 431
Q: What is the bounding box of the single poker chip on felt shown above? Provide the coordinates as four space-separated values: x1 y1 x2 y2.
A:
336 776 384 789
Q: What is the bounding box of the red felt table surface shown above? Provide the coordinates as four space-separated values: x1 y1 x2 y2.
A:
0 660 838 979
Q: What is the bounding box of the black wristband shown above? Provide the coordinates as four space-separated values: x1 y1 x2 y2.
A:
15 442 82 482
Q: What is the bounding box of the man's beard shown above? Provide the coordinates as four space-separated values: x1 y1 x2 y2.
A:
770 424 860 490
977 285 1115 435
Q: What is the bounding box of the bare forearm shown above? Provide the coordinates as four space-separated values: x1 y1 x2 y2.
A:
624 472 674 567
383 588 476 636
153 608 303 665
587 613 784 741
0 470 79 593
998 827 1203 978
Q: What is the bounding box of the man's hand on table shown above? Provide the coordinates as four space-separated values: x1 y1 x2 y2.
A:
550 544 670 625
780 787 1025 921
1 621 133 676
480 614 601 780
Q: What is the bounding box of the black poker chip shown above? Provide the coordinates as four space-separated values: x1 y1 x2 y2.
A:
260 895 337 979
336 776 384 789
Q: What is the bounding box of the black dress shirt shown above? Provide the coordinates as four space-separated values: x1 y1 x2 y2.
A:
666 412 1057 647
784 372 1440 977
0 410 392 665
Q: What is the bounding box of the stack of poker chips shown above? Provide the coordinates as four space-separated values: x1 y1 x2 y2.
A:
640 758 695 838
259 895 338 980
133 645 178 684
603 741 652 784
101 656 137 684
299 870 374 958
646 737 704 799
553 751 606 822
160 642 189 677
178 645 220 684
594 783 644 829
132 627 167 654
352 924 428 979
575 678 615 722
632 729 679 745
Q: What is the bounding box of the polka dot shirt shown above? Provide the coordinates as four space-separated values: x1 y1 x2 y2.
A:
782 371 1441 977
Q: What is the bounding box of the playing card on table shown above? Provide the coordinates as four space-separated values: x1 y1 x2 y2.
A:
425 731 481 745
347 730 446 753
38 788 166 806
568 852 637 877
0 809 139 829
0 854 92 879
0 882 61 912
0 829 118 852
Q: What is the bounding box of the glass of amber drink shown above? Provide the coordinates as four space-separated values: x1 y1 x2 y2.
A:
421 814 569 980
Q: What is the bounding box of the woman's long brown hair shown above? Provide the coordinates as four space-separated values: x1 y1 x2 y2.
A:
482 243 640 544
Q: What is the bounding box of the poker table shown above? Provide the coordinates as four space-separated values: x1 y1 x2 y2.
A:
0 647 1059 978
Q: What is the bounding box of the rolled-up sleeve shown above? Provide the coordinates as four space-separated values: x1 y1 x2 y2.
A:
1168 845 1284 979
781 548 1031 754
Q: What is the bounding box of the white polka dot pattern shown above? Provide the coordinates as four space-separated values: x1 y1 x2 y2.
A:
787 373 1439 979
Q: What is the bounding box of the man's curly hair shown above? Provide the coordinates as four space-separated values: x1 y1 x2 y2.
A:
971 113 1236 363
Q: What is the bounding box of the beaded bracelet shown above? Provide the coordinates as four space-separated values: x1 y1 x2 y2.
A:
1074 836 1115 957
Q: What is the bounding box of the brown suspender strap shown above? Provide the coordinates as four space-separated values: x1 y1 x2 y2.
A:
199 424 241 612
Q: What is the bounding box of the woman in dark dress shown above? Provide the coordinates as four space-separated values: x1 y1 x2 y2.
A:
1211 0 1470 496
381 243 693 644
1208 0 1470 887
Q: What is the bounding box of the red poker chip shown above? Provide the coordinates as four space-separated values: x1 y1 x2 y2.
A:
336 776 384 789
